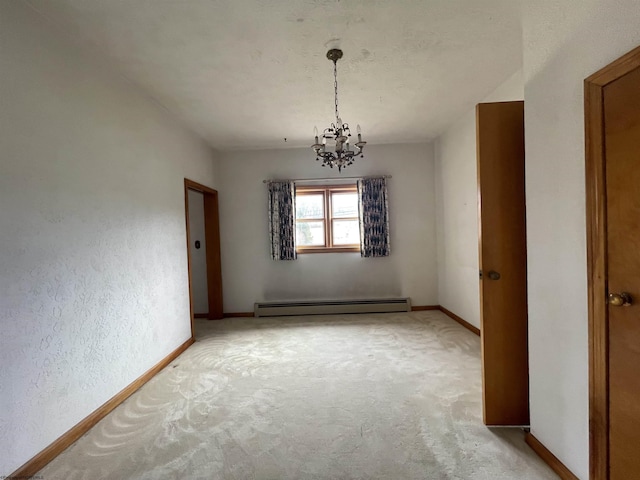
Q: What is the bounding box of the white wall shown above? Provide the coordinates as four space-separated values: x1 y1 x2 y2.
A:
435 70 524 328
523 2 640 478
0 2 218 475
217 143 437 312
187 190 209 314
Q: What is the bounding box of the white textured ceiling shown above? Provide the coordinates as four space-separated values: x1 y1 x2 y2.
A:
25 0 522 150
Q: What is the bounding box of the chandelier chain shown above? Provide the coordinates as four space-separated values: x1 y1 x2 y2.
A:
334 60 340 125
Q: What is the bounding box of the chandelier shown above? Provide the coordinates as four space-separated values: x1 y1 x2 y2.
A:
311 49 366 172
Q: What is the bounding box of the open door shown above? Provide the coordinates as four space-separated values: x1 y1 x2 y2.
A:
477 101 529 426
184 179 223 335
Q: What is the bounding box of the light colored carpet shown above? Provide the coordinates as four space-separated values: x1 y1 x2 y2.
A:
39 311 557 479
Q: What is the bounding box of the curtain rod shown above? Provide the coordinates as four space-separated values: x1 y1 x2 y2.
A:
263 175 392 184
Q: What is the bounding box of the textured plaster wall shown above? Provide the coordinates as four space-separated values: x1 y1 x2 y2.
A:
435 70 523 329
523 1 640 478
0 2 218 474
187 190 209 314
217 143 437 312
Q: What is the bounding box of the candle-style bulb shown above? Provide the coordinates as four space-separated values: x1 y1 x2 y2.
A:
357 124 361 134
314 126 318 137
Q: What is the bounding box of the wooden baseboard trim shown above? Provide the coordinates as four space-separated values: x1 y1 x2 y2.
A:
194 313 209 319
10 336 195 478
438 306 481 336
525 433 579 480
224 312 255 318
411 305 440 311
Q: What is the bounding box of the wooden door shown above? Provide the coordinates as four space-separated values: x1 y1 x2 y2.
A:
603 61 640 480
477 101 529 426
586 46 640 480
203 190 223 320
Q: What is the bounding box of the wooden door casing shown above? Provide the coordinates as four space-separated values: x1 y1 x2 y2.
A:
184 178 224 335
586 45 640 480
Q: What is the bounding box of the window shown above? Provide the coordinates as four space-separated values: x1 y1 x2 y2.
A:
295 185 360 253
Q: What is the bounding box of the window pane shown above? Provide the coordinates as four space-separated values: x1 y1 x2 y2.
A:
332 193 358 218
296 221 325 246
296 194 324 219
332 219 360 245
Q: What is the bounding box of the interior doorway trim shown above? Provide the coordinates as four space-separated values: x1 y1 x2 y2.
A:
585 45 640 480
184 178 223 336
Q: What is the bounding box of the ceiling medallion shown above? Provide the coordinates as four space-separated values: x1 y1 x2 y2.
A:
311 49 366 172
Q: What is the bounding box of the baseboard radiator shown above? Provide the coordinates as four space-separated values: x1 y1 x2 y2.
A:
254 298 411 317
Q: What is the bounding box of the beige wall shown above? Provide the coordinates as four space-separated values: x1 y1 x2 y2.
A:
435 70 524 329
0 2 218 474
217 143 438 312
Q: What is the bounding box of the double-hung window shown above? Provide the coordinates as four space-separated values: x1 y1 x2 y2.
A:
295 185 360 253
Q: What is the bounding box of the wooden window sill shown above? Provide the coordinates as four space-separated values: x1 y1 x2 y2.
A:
297 246 360 254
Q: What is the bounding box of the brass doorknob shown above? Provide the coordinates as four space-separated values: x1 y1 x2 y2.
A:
487 270 501 281
608 292 633 307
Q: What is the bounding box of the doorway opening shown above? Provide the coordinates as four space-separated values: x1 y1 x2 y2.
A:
184 178 223 338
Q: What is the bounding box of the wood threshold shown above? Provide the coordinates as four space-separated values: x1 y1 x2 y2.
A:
525 433 579 480
439 306 481 336
224 312 255 318
9 337 195 478
194 313 209 319
411 305 440 311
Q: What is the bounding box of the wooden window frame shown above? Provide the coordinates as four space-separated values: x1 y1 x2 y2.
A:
295 185 360 254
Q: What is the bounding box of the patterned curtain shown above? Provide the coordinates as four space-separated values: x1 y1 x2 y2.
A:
357 177 390 257
268 181 297 261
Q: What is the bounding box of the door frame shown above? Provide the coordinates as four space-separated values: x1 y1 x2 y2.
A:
184 178 223 337
585 45 640 480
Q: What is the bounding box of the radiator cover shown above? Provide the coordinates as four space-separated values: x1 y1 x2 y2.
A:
254 298 411 317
